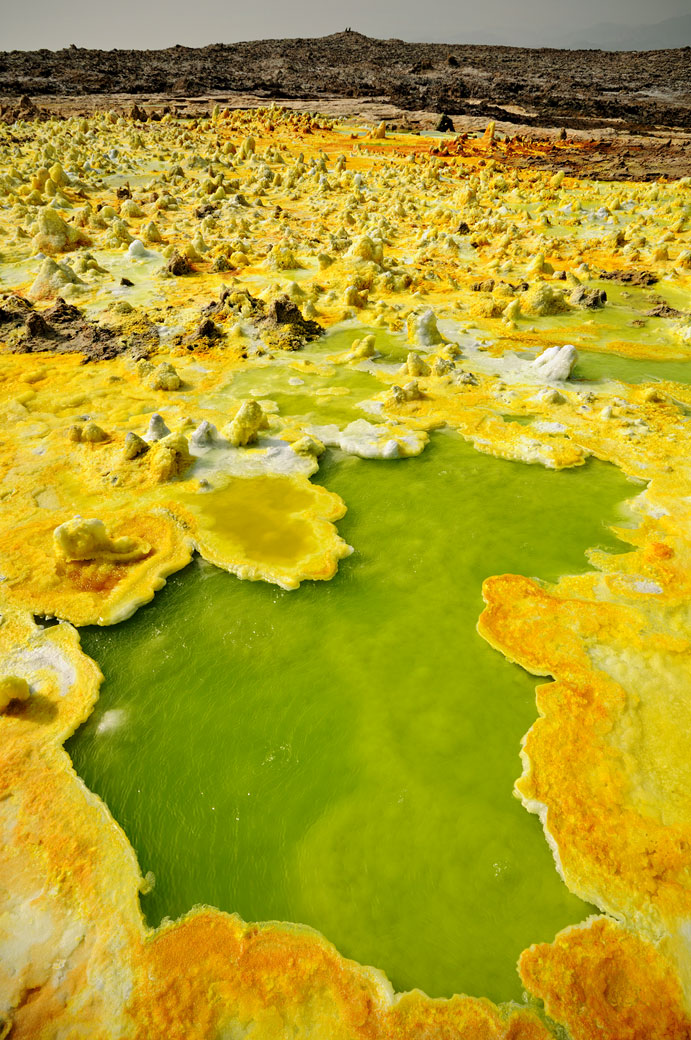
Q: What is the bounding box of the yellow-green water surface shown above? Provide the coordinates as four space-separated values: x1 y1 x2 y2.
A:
573 351 691 385
68 431 632 1001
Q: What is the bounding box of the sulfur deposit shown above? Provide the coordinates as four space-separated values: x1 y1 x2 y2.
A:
1 103 691 1040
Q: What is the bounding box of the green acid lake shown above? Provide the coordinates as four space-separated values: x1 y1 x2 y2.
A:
68 431 633 1002
573 350 691 386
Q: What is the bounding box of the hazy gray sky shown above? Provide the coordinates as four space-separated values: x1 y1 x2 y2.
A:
4 0 690 50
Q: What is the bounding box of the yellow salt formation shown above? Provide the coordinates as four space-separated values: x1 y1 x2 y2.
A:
291 434 325 457
149 361 182 391
407 308 445 347
0 103 690 1038
53 517 151 562
32 206 90 254
520 282 569 316
224 399 266 446
29 256 85 298
174 474 351 590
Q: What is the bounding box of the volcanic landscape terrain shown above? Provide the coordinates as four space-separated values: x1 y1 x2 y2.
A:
2 32 691 180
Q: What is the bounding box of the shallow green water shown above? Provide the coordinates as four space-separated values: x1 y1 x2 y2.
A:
573 351 691 385
313 325 408 362
68 431 633 1001
208 357 385 426
514 341 691 385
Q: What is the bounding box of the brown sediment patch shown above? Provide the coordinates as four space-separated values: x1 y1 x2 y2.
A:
2 295 152 362
645 303 688 319
15 297 122 360
599 269 658 287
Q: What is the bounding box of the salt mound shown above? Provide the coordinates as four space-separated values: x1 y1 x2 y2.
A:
224 401 266 447
521 283 569 317
32 208 89 255
530 345 578 382
29 257 85 300
407 308 444 347
53 517 150 562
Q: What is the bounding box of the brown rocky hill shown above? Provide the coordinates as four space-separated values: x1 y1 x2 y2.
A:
1 32 690 130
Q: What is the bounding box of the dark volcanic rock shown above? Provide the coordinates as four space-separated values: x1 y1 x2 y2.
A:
24 312 55 339
570 286 608 308
0 33 690 130
12 297 125 361
212 288 323 351
42 299 83 325
195 203 217 219
195 317 221 339
166 250 192 276
0 93 50 123
262 294 323 350
436 113 455 132
0 294 32 327
600 269 658 286
265 295 313 329
645 303 686 318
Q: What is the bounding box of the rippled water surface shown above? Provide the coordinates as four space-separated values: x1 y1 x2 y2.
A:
69 431 632 1001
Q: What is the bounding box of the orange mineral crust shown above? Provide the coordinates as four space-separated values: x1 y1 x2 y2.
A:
132 913 553 1040
519 917 691 1040
479 573 691 931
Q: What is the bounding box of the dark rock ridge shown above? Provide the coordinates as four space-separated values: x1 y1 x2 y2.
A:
1 32 690 130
